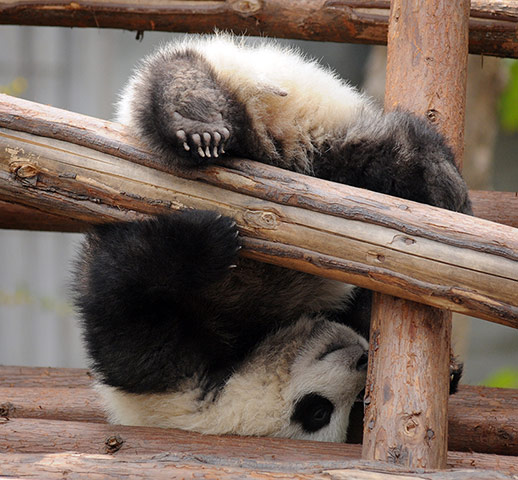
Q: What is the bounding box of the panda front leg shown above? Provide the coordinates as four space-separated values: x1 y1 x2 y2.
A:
315 110 472 214
74 210 241 393
117 49 250 168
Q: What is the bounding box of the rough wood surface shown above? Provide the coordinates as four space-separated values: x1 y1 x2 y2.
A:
2 190 517 231
0 0 516 59
1 366 516 456
362 0 470 469
1 95 518 327
0 452 515 480
362 295 452 467
0 417 516 477
470 191 518 229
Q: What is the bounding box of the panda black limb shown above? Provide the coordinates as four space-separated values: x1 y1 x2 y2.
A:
75 34 471 443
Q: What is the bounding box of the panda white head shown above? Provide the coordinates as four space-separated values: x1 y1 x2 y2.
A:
220 315 369 442
96 315 368 442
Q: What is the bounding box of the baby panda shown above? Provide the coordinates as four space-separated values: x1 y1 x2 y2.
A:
75 34 471 442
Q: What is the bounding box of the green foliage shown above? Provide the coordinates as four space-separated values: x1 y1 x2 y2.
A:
0 77 28 96
499 60 518 132
0 285 74 319
481 368 518 388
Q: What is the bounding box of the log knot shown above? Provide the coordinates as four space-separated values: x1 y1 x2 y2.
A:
229 0 262 16
243 210 279 230
105 434 124 453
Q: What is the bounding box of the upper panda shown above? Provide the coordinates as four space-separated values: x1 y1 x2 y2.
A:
75 34 471 443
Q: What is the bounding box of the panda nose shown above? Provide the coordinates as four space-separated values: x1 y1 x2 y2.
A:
355 351 369 371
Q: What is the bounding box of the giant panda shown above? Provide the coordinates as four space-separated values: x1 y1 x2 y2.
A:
74 34 471 443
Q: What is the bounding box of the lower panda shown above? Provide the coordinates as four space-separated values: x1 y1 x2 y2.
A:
75 34 471 442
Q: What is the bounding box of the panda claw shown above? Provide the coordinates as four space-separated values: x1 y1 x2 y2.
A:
213 147 219 158
205 146 211 157
183 142 190 151
213 132 222 146
176 130 187 142
221 127 230 140
203 132 211 145
228 264 238 269
192 133 202 147
197 146 205 157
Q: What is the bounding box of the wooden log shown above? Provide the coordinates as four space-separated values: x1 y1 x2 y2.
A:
0 0 516 59
0 452 516 480
470 191 518 229
3 190 518 232
0 417 516 477
1 366 517 456
1 95 518 327
362 0 469 469
0 365 93 388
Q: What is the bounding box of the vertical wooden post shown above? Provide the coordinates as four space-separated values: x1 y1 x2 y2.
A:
361 0 469 470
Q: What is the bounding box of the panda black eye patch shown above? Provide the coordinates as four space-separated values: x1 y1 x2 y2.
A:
291 393 334 433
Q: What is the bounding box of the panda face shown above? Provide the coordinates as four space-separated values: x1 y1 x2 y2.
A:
275 318 369 442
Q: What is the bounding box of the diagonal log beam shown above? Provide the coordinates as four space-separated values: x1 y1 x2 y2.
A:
0 0 517 59
1 94 518 327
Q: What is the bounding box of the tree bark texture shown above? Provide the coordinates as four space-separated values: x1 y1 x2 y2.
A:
1 95 518 328
0 416 516 477
1 366 517 456
362 0 470 470
0 0 516 59
0 451 516 480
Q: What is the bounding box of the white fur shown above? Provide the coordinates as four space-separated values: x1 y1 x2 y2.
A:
116 34 376 172
97 316 367 442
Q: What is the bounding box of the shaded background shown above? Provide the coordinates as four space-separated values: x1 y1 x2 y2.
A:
0 26 517 384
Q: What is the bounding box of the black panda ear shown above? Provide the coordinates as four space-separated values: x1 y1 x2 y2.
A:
291 393 334 433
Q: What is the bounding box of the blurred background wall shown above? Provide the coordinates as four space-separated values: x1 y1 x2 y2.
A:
0 26 517 384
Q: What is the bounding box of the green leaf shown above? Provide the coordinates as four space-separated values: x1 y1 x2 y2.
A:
499 60 518 132
481 368 518 388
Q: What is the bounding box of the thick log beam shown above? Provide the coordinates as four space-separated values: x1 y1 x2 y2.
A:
362 0 470 469
0 417 517 477
0 450 516 480
1 94 518 327
0 0 516 59
1 366 517 456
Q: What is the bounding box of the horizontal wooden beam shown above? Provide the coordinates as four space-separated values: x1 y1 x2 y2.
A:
2 366 516 457
1 94 518 327
0 0 516 58
0 417 516 477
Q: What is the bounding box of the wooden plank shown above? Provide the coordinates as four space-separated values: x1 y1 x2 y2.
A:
0 417 516 477
1 95 518 327
1 367 516 456
0 0 516 59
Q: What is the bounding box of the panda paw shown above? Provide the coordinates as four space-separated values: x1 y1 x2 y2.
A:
205 212 241 272
172 111 231 162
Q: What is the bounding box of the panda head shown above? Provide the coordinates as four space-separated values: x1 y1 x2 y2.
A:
95 315 368 442
214 315 368 442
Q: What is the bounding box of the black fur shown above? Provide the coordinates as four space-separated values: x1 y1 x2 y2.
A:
77 40 471 408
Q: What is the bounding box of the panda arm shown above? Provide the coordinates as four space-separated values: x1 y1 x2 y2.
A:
75 210 242 393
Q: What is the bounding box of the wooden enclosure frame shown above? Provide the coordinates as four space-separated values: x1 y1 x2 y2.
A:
1 0 518 478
